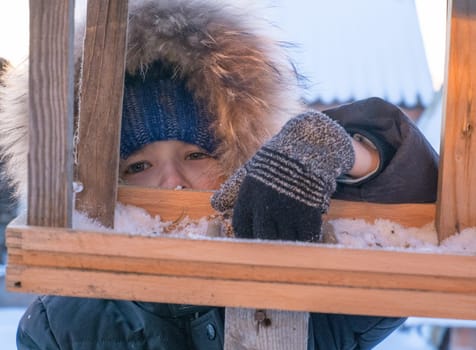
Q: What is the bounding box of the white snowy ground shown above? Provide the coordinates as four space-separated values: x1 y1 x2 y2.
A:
375 322 441 350
0 307 23 350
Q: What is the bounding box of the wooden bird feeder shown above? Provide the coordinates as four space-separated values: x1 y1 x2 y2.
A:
5 0 476 349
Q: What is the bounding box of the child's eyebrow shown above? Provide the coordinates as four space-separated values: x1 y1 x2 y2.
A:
184 146 207 152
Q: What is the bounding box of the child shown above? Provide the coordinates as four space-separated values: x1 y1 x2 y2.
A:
0 0 438 349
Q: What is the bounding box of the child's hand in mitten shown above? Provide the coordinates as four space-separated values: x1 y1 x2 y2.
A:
211 111 355 242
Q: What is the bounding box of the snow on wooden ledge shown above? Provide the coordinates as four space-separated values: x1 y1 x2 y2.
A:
74 199 476 256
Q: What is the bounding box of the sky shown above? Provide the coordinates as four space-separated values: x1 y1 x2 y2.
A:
0 0 448 90
414 0 447 90
0 0 29 66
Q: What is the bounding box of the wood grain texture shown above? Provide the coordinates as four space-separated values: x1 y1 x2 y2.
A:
117 186 216 221
117 185 436 227
6 265 476 320
224 309 308 350
436 0 476 240
9 225 475 278
7 249 476 293
28 0 74 227
6 225 476 319
75 0 129 228
325 200 435 227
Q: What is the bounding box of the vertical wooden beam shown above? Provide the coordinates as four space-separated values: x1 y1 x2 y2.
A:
75 0 129 228
436 0 476 241
28 0 74 228
224 308 308 350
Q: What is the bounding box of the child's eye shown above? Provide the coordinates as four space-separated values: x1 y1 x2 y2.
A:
186 152 210 160
124 161 152 174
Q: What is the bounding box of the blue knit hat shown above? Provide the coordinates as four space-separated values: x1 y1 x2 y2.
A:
120 69 216 159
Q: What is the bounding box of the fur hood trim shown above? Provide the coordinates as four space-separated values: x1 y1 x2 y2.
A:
0 0 303 198
125 0 303 174
0 59 28 197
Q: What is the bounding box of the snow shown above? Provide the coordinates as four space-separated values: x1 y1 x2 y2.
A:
0 308 24 350
374 324 439 350
73 203 476 255
73 203 212 238
329 218 476 254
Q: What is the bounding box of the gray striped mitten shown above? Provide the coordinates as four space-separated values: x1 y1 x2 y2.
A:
211 111 355 242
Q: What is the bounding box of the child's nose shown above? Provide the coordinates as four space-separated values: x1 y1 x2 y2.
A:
157 162 188 189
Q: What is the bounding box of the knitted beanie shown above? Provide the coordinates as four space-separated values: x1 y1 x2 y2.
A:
120 69 216 159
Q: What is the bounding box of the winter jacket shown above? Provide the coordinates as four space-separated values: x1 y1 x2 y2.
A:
331 98 438 203
16 97 438 350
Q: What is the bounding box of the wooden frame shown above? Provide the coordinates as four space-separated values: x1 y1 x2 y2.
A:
5 0 476 347
436 0 476 239
7 202 476 320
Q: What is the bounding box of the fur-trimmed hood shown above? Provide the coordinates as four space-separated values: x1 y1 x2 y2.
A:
0 58 10 84
0 0 303 198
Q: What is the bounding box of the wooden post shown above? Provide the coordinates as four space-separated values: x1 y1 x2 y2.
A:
224 309 308 350
75 0 129 228
436 0 476 241
28 0 74 228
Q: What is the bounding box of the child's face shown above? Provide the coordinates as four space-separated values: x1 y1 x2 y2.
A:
120 140 223 190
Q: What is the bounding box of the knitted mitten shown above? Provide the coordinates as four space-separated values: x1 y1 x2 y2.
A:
211 111 355 242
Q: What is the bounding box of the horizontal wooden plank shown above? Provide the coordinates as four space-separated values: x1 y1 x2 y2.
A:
7 248 476 294
117 186 216 221
325 200 435 226
117 186 436 227
6 224 476 320
6 190 465 320
7 266 476 320
6 226 474 278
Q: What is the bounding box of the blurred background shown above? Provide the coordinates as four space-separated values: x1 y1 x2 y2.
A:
1 0 474 349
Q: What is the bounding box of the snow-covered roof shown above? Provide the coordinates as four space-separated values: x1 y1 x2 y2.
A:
267 0 435 107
